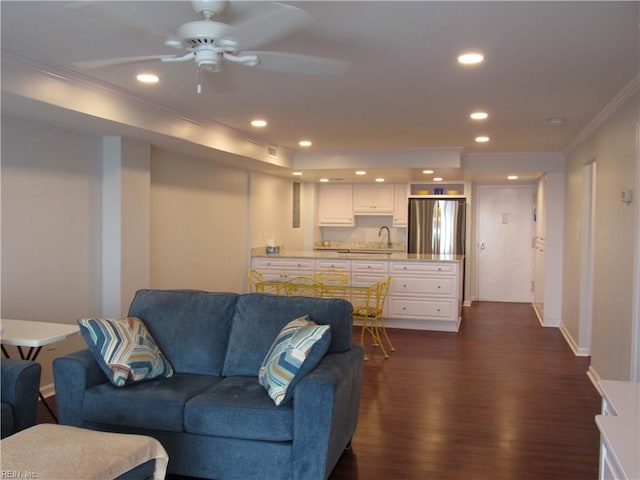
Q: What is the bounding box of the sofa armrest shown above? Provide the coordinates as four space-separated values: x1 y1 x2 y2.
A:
53 349 108 426
1 359 42 435
292 344 365 480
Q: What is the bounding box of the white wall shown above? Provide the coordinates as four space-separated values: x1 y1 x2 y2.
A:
248 171 309 252
1 115 308 391
150 148 249 292
1 115 102 385
562 91 639 381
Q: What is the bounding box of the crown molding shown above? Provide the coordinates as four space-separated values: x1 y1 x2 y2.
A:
564 73 640 154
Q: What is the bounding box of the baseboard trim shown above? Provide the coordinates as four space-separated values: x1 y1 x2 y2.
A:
587 365 602 395
558 324 591 357
40 382 55 399
533 304 544 326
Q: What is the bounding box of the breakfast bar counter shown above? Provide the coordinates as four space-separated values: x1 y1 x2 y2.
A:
252 249 463 262
251 250 464 332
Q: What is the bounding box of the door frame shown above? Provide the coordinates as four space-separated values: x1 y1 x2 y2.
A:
577 160 596 356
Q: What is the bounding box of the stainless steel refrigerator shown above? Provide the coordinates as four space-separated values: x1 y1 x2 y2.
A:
407 198 466 255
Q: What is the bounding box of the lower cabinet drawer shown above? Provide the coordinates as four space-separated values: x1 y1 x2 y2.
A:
315 259 350 271
388 297 456 320
390 276 455 296
252 258 315 270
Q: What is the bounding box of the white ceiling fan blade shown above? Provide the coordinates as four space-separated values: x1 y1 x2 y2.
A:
243 51 349 76
74 55 179 70
224 3 312 50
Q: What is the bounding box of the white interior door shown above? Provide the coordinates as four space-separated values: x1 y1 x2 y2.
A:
476 185 535 302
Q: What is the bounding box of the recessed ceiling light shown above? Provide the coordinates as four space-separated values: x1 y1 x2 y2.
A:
433 177 443 182
458 52 484 65
298 140 312 147
251 119 267 127
475 136 490 143
319 178 329 183
355 170 367 175
292 171 303 176
470 111 488 120
422 169 434 174
136 73 159 84
375 178 385 183
507 175 519 180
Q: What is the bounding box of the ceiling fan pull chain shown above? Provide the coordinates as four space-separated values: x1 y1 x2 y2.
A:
197 66 203 94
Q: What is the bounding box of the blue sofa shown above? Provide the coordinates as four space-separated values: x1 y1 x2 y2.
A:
53 289 365 480
1 358 42 439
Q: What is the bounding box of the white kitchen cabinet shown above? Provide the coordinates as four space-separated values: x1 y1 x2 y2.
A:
393 184 409 227
318 184 354 226
353 184 394 214
251 257 315 282
251 253 464 331
314 259 351 272
351 260 390 316
387 261 462 331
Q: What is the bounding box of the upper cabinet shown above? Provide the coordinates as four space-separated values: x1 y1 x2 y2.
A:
318 184 354 226
353 184 394 214
393 184 409 227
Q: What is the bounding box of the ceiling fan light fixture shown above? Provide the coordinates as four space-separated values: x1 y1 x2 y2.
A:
251 119 267 127
475 136 490 143
298 140 312 147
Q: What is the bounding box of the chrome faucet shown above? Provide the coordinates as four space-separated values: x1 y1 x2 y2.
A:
378 226 392 249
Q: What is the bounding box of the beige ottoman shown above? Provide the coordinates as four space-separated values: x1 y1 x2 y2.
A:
0 424 168 480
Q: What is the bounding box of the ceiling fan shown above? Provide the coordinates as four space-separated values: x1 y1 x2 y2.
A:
73 0 349 93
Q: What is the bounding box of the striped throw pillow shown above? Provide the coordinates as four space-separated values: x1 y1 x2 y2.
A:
78 317 174 387
259 315 331 406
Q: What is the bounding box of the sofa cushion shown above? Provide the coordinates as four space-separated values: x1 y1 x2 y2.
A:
83 373 222 432
184 377 294 442
223 294 353 377
78 317 174 387
259 316 331 406
128 290 238 376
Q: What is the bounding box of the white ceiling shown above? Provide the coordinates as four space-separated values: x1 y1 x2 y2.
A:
1 1 638 183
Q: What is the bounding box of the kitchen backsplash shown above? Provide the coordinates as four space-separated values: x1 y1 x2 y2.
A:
313 240 406 251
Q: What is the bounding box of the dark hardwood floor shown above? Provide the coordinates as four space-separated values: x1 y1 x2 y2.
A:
330 302 601 480
38 302 602 479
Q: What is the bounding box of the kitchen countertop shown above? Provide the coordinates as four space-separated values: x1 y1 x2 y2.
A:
252 249 464 262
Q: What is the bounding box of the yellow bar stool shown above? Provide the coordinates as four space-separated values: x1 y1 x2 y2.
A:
353 276 395 359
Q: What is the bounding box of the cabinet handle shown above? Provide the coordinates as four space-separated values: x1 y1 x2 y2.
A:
403 284 407 288
438 267 442 271
437 285 441 289
402 307 407 311
403 266 407 270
